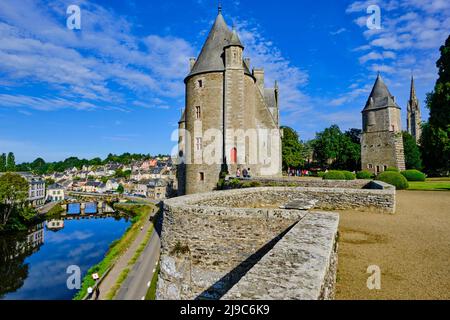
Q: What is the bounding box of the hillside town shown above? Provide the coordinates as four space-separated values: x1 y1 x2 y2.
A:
3 156 176 208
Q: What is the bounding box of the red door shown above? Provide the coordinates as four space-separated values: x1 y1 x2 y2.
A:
231 148 237 164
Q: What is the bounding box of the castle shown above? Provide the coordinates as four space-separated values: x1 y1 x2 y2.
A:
177 7 282 195
407 76 422 144
361 74 406 174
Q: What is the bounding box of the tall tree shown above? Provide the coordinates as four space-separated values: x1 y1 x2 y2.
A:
402 132 422 170
0 154 6 172
6 153 15 172
280 126 305 170
420 35 450 175
0 173 29 226
312 125 361 171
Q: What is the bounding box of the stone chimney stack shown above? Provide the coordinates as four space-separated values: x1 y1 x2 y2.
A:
253 68 265 94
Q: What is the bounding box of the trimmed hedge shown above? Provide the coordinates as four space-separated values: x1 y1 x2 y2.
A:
376 171 409 190
323 171 346 180
323 170 356 180
385 167 399 172
356 170 373 179
342 171 356 180
401 170 426 182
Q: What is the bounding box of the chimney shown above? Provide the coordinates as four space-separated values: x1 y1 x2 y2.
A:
253 68 264 93
189 58 196 71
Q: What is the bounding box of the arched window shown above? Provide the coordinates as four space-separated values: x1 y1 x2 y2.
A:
230 148 237 164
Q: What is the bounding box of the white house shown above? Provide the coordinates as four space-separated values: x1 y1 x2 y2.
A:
46 183 65 202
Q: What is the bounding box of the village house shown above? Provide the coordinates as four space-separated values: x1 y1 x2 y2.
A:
46 183 65 202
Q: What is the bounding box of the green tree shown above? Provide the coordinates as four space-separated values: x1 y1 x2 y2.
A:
281 126 305 170
89 157 102 166
0 173 29 226
402 132 422 170
117 184 125 194
6 153 16 172
0 154 6 172
420 35 450 176
312 126 360 171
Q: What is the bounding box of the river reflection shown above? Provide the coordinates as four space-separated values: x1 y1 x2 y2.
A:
0 217 130 300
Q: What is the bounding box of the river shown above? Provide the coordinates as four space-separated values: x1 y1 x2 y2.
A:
0 217 130 300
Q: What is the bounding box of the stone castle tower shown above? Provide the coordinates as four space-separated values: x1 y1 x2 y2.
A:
177 7 282 195
407 76 422 144
361 74 406 174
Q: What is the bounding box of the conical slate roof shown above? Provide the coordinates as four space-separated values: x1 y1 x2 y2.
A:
226 28 244 48
186 11 251 80
363 74 400 111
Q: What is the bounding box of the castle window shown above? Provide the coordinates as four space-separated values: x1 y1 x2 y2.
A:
368 164 373 169
198 80 203 88
196 137 202 151
195 106 201 119
376 165 380 173
384 165 388 171
199 172 205 182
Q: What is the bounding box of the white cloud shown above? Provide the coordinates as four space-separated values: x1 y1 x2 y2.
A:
0 0 195 111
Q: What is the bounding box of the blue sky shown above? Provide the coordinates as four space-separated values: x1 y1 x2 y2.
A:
0 0 449 163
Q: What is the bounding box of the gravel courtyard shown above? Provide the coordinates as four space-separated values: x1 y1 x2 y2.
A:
336 190 450 300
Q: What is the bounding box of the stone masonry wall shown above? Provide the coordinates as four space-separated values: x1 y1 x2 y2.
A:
222 212 339 300
185 185 395 214
156 184 395 300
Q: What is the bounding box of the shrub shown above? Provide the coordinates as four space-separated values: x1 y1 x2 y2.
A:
385 167 399 172
376 171 409 190
342 171 356 180
356 170 373 179
241 181 261 188
229 178 241 188
317 171 326 178
323 170 346 180
401 170 426 182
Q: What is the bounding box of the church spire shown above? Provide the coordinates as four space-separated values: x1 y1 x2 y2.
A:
410 75 417 102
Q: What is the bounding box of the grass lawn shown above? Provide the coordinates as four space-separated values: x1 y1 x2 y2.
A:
145 263 160 300
408 180 450 191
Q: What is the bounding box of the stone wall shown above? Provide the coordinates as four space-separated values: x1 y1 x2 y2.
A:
235 177 372 189
183 184 395 214
222 212 339 300
156 184 395 300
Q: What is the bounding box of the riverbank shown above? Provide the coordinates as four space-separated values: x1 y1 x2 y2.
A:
73 202 155 300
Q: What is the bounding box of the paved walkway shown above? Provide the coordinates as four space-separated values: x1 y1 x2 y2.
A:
94 207 157 300
115 230 160 300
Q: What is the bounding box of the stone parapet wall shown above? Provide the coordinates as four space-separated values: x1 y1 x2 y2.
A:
157 184 395 300
236 177 372 189
222 212 339 300
174 184 395 214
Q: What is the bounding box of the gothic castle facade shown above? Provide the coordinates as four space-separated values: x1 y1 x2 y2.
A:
361 74 422 174
178 8 282 195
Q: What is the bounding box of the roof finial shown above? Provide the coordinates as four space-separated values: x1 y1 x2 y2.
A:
218 1 222 14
